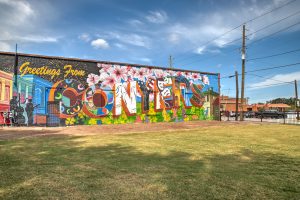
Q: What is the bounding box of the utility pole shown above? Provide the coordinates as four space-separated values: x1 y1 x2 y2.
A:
235 71 239 121
14 44 18 92
240 24 246 121
295 80 299 120
169 55 173 68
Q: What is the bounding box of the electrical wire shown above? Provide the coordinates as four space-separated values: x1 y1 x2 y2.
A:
221 62 300 78
247 62 300 73
247 9 300 38
177 11 300 66
247 20 300 47
247 73 294 84
247 48 300 61
173 0 297 64
246 81 294 89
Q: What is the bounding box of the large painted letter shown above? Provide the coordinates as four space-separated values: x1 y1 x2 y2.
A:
82 85 114 118
114 81 137 116
48 79 85 118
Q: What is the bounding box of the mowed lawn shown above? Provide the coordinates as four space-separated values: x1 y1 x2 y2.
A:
0 123 299 199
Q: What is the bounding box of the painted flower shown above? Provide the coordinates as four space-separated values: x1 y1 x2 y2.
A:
145 68 153 78
135 67 148 81
111 65 127 81
128 67 139 77
65 118 75 126
191 73 201 81
167 70 176 76
126 65 132 72
99 72 109 81
87 73 100 86
89 118 97 125
99 63 113 74
102 76 116 89
163 70 170 77
202 75 210 85
153 69 164 79
77 111 86 119
176 71 183 77
183 71 192 79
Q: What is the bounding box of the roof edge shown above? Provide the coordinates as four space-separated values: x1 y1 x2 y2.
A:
0 51 219 75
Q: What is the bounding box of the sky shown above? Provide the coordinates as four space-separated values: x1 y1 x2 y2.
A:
0 0 300 103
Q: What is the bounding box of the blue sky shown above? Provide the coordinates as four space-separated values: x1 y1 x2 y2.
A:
0 0 300 103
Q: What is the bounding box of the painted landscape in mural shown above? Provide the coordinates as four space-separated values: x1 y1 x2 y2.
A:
0 53 220 126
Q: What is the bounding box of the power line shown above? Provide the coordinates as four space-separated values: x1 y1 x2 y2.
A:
247 62 300 73
246 0 297 23
248 20 300 47
174 0 297 64
221 61 300 78
248 48 300 61
227 81 295 90
177 47 240 67
213 9 300 53
246 81 295 89
174 26 241 63
177 9 300 66
247 73 294 84
246 9 300 38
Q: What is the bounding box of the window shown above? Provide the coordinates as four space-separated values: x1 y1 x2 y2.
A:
5 85 10 101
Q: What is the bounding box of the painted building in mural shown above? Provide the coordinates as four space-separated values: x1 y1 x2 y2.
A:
0 52 220 126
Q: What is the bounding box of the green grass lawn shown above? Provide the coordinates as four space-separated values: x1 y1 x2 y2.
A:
0 123 300 199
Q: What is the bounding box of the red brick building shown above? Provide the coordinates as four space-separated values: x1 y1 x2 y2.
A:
0 70 13 112
220 95 291 112
220 96 248 112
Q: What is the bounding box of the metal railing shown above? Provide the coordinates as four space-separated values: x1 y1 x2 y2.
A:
221 111 300 125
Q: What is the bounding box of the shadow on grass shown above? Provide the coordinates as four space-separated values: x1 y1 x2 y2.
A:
0 136 299 200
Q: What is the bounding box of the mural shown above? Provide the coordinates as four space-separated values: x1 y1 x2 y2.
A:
0 52 220 126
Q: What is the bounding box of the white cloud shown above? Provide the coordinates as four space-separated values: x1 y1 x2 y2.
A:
139 57 152 63
114 43 126 49
164 0 300 52
146 10 168 24
208 49 221 54
0 0 34 25
130 57 152 64
127 19 143 27
195 46 206 54
0 41 12 51
91 39 109 49
108 32 151 48
168 33 180 44
78 33 91 42
0 0 59 51
17 36 58 43
248 71 300 90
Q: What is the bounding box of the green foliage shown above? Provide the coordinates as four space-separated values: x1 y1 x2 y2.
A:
267 97 297 110
63 99 214 125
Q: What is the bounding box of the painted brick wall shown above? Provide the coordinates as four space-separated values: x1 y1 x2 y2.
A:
0 52 220 126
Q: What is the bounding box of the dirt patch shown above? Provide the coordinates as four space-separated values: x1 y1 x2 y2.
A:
0 121 258 140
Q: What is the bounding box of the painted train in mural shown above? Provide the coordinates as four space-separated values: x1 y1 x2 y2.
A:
0 53 220 126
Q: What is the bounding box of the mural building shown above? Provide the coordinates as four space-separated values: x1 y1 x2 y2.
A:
0 52 220 126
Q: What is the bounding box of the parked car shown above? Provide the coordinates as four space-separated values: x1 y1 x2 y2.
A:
245 111 255 118
255 110 287 119
229 112 239 117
